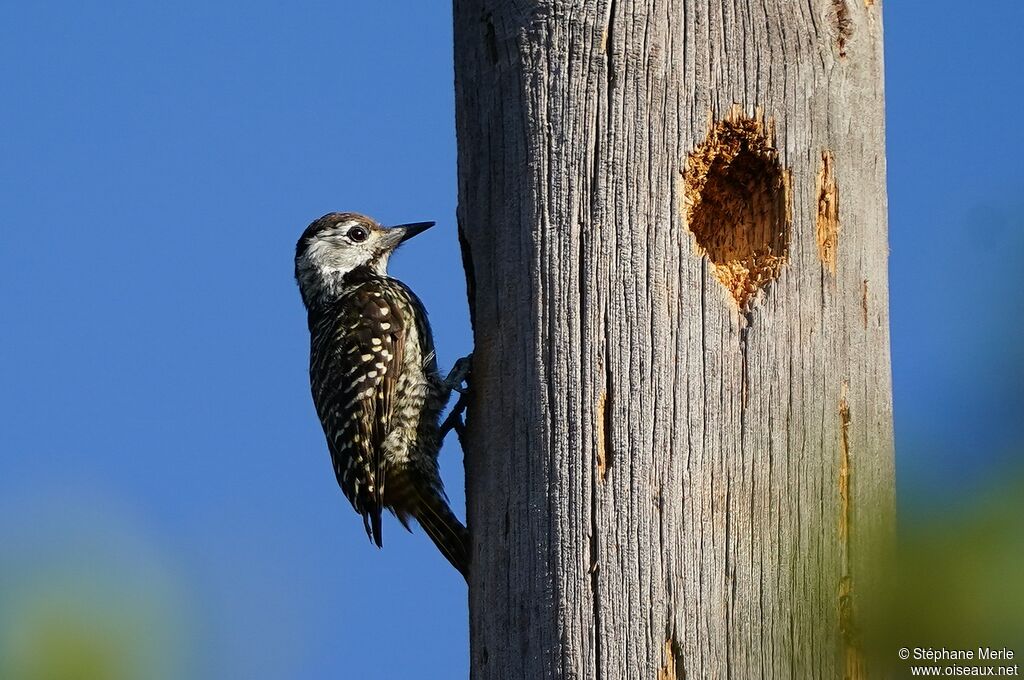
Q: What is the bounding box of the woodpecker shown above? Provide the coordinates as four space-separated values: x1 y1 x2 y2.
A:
294 212 470 579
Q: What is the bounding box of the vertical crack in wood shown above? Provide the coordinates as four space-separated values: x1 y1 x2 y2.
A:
860 280 868 328
483 13 498 65
740 310 753 410
838 382 865 679
458 215 478 332
839 576 866 679
604 0 617 129
816 149 840 274
839 384 851 544
589 8 613 673
596 389 611 481
590 441 604 680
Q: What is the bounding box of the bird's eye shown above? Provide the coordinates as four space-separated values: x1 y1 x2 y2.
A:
347 226 369 243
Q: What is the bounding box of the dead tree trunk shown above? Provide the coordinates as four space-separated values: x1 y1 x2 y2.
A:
454 1 894 678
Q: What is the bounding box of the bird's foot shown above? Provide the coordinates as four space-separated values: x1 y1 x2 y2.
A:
443 353 472 395
440 354 472 443
439 393 468 443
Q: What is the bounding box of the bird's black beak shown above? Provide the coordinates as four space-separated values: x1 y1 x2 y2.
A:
389 221 435 243
379 221 434 253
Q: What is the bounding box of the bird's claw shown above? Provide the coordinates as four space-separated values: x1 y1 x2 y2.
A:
440 354 472 442
439 396 468 443
443 354 472 395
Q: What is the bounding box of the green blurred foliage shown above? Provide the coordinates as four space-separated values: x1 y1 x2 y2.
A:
865 462 1024 674
892 469 1024 648
0 495 192 680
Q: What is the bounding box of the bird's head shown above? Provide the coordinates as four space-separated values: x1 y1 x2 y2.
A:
294 212 433 308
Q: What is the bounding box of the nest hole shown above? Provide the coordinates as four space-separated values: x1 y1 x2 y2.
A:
684 108 791 310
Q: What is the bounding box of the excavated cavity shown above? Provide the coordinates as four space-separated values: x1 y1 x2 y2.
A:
684 107 791 310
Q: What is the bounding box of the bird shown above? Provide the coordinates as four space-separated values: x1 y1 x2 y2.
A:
294 211 470 579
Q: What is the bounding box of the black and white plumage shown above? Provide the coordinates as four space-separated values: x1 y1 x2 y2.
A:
295 212 469 578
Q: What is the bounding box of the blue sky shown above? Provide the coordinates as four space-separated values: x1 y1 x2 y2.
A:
1 2 1021 678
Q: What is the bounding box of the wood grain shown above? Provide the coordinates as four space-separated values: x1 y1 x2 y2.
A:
454 1 894 677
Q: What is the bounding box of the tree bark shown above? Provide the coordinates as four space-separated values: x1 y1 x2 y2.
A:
454 1 894 678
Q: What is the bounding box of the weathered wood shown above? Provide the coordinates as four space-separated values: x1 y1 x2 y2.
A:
454 1 894 678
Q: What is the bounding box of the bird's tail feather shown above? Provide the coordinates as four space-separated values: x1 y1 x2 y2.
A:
369 507 383 548
410 485 470 580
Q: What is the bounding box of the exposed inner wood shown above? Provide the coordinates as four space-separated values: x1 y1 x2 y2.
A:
657 637 678 680
596 390 609 481
684 106 791 310
830 0 853 58
817 149 840 274
839 385 852 542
